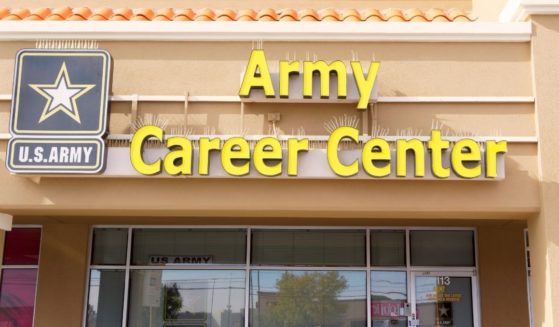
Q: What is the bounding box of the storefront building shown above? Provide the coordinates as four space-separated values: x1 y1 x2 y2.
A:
0 0 558 326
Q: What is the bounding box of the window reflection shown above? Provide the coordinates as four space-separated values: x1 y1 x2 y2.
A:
87 270 125 327
128 270 245 327
250 270 366 327
0 269 37 327
371 271 407 327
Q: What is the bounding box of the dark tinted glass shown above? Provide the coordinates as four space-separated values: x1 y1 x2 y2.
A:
371 230 406 266
92 228 128 265
132 229 246 265
251 230 365 266
87 270 125 327
3 228 41 265
410 230 475 267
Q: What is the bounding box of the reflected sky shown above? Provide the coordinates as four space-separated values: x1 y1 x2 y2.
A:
371 271 407 300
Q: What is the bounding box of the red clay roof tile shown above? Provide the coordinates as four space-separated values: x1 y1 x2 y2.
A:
361 9 383 21
174 8 194 21
426 8 450 22
111 8 133 21
195 8 216 21
257 8 278 21
298 9 319 21
25 8 50 20
153 8 174 21
0 8 10 19
278 8 298 21
68 7 92 20
215 9 236 21
42 6 71 20
340 9 360 21
89 8 113 21
131 8 154 21
0 7 474 22
236 9 257 21
5 8 31 20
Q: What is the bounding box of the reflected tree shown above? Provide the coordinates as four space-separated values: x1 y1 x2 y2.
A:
267 272 348 327
164 283 183 321
0 294 28 326
86 304 97 326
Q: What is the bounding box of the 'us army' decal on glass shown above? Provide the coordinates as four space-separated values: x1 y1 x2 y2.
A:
6 49 112 174
9 49 110 136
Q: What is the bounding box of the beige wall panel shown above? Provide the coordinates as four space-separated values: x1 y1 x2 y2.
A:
478 223 530 327
33 223 89 327
116 102 363 136
0 113 9 134
472 0 508 21
0 42 530 98
108 101 534 137
0 141 539 218
108 102 134 134
96 42 531 97
242 103 362 135
0 42 33 95
10 1 471 11
528 15 559 327
376 103 535 137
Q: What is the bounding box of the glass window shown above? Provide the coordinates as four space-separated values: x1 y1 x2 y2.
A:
410 230 475 267
87 270 125 327
371 230 406 266
371 271 407 327
250 270 366 327
92 228 128 265
251 230 366 266
415 276 474 327
127 270 245 327
0 227 41 327
0 269 37 327
3 228 41 265
131 229 246 265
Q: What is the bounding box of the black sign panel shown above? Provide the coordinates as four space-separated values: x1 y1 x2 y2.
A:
7 138 104 173
10 49 110 136
6 49 111 174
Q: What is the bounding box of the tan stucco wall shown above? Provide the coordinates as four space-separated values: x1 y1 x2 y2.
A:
528 15 559 327
478 222 530 327
0 2 539 325
472 0 508 21
0 40 539 219
0 144 538 219
26 219 529 327
33 224 89 327
9 0 471 11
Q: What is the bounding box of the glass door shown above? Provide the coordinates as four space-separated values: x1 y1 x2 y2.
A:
410 272 479 327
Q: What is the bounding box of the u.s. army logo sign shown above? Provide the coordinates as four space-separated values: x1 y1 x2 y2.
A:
6 49 112 174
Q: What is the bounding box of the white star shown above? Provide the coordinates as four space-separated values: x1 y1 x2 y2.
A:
29 62 95 124
439 304 450 317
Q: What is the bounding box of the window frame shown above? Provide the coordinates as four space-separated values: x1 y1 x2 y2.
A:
0 224 42 327
83 225 479 327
